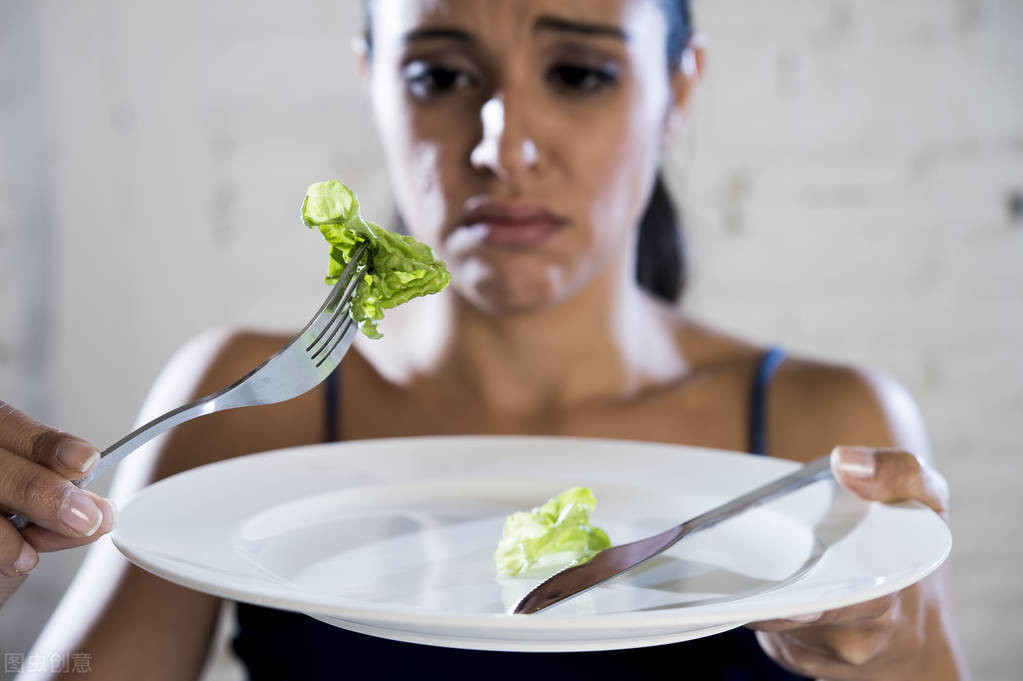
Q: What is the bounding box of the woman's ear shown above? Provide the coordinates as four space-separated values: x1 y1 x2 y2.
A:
664 33 707 141
352 34 371 91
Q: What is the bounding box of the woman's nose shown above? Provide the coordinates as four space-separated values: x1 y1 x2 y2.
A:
469 96 538 180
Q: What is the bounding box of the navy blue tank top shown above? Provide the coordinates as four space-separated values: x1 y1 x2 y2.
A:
232 347 807 680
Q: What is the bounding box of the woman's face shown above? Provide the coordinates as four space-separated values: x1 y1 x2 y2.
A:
364 0 686 313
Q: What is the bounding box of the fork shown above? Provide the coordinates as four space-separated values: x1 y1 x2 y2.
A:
2 241 370 531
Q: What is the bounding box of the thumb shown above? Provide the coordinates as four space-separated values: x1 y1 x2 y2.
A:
830 446 950 519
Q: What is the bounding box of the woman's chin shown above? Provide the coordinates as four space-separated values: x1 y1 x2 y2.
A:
453 259 570 316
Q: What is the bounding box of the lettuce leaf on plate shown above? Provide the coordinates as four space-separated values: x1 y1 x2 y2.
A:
495 486 611 577
302 179 451 339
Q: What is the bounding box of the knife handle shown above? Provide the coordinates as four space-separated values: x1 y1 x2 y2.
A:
513 455 836 614
675 455 834 542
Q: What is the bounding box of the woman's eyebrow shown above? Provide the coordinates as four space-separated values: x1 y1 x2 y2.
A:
533 14 628 41
399 16 627 45
402 27 473 45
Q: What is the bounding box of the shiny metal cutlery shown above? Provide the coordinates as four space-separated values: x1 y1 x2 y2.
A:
2 242 369 531
513 454 834 614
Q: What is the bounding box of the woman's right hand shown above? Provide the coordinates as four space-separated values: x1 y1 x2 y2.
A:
0 401 115 606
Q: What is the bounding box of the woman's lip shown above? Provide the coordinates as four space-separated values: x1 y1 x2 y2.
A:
462 203 567 225
459 202 567 247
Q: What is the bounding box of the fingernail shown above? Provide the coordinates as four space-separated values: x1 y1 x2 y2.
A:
88 492 117 533
835 447 876 479
13 543 38 574
57 441 100 474
60 489 103 536
786 611 823 623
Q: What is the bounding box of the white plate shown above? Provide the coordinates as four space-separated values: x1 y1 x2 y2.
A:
112 436 951 652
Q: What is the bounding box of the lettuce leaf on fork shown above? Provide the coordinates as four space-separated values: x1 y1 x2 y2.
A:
302 179 451 339
495 486 611 577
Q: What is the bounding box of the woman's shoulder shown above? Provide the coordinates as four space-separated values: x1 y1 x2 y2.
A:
143 327 297 416
769 350 931 462
110 327 322 496
158 327 322 433
165 327 292 381
671 319 930 462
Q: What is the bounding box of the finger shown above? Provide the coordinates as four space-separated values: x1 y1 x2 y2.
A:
756 629 874 681
21 492 116 552
757 606 897 672
830 446 950 517
0 449 109 537
749 593 898 632
0 402 101 478
0 518 39 577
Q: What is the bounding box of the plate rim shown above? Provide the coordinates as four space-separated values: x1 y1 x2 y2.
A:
112 435 952 639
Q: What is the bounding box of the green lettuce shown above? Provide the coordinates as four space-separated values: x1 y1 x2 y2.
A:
495 486 611 577
302 179 451 339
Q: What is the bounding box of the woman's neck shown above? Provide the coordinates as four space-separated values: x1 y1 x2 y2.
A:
357 257 689 415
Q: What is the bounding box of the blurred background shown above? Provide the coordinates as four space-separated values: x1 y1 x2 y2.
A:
1 0 1020 678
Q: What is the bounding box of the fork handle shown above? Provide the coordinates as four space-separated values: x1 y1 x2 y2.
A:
2 393 222 531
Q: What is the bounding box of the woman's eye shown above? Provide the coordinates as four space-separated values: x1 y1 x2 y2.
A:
403 62 475 99
546 64 617 94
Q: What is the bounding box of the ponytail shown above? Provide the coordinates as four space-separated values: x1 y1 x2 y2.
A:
635 173 686 303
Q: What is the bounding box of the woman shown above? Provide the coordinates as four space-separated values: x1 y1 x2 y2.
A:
10 0 967 678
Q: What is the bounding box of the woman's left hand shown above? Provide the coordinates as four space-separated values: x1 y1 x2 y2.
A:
749 446 966 681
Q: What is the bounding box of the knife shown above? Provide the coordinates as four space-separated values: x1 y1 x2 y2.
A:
513 454 834 615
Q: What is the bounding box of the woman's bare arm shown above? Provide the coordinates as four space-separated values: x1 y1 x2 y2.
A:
752 359 968 680
19 328 322 681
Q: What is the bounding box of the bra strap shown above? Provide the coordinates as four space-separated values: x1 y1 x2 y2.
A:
749 346 786 456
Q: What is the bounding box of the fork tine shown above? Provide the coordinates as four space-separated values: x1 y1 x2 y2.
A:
305 242 368 356
308 294 354 361
0 243 376 519
315 315 358 367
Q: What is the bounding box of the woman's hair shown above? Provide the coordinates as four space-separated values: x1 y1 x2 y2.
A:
639 0 692 303
362 0 693 303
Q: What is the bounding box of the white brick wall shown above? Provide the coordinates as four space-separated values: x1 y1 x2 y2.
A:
679 5 1023 677
1 1 1020 678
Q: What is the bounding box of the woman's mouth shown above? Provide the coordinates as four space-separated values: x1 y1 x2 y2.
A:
459 201 568 248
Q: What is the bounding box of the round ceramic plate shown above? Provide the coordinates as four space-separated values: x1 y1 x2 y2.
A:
112 436 951 652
